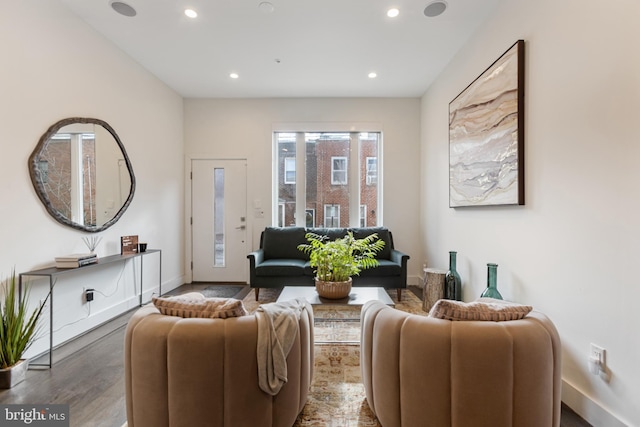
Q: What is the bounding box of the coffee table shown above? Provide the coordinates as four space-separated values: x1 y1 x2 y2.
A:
276 286 395 306
276 286 394 344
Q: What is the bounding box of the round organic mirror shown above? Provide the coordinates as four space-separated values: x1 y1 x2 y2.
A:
29 117 136 232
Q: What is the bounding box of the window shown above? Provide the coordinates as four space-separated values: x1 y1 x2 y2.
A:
37 160 49 183
275 131 381 228
331 157 347 185
305 209 315 227
284 157 296 184
213 168 225 266
366 157 377 185
359 205 367 227
278 203 285 227
324 205 340 227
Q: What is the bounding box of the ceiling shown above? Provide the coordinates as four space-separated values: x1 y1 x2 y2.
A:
60 0 502 98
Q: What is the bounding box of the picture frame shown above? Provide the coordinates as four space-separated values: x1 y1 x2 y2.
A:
120 235 139 255
449 39 525 207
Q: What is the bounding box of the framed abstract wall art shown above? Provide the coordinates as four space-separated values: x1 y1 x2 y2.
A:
449 40 525 207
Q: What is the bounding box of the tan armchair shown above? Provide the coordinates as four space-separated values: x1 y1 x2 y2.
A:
125 304 314 427
360 300 561 427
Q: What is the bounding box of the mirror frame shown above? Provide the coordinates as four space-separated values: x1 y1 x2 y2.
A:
29 117 136 232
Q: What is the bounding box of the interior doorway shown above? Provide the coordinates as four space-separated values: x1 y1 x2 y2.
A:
191 159 248 282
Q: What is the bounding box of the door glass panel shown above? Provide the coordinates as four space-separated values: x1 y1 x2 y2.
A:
214 168 225 266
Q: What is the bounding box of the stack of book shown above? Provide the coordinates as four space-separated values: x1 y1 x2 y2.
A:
55 253 98 269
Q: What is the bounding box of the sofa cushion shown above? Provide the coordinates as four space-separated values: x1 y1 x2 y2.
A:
306 228 348 241
428 299 533 321
356 259 401 277
350 227 392 260
262 227 308 260
303 261 314 276
256 259 307 276
152 292 247 319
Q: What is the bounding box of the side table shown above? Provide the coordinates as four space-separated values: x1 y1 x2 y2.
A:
422 268 446 312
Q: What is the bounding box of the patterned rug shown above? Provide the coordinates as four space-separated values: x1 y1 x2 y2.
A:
295 345 379 426
241 287 425 317
123 288 425 427
201 285 246 298
242 287 427 426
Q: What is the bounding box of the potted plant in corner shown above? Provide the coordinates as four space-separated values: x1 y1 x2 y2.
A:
297 231 385 299
0 270 48 388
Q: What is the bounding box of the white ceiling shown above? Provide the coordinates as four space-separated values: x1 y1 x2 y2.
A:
60 0 502 98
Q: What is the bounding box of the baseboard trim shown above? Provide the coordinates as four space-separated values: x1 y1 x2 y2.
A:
562 379 628 427
159 275 184 296
408 275 423 288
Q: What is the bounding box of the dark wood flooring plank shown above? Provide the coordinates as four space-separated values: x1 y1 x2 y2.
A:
1 284 592 427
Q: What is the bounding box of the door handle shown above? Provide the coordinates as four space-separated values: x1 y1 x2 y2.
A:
235 225 246 230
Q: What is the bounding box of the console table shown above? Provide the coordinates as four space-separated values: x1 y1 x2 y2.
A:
19 249 162 368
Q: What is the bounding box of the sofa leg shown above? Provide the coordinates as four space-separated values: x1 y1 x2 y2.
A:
397 289 402 301
255 288 260 301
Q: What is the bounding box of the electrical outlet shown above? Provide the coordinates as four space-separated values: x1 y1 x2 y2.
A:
85 289 94 303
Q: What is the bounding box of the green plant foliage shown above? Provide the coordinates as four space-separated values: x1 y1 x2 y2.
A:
0 270 48 369
297 232 385 282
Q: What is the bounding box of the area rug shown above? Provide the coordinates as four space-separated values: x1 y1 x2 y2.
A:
244 287 426 425
120 344 379 427
123 289 425 427
294 344 380 426
201 285 246 298
241 287 425 317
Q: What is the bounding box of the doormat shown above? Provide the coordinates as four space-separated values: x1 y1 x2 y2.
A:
201 285 246 299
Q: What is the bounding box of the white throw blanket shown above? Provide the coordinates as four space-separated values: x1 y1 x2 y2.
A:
255 298 310 395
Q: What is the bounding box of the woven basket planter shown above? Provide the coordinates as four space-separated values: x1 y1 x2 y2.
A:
315 277 352 299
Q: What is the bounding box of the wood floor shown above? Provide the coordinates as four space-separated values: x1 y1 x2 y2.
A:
0 318 130 427
0 285 592 427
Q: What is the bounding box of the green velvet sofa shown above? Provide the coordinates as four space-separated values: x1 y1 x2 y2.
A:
247 226 410 300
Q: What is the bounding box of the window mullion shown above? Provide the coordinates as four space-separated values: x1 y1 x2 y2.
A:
295 132 306 227
348 132 360 227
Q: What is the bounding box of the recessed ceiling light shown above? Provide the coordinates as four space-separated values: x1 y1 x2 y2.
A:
368 72 378 79
259 2 275 13
184 9 198 18
110 1 136 17
424 1 447 17
230 73 239 79
387 8 400 18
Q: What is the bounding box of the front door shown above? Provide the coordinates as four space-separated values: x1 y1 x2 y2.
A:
191 159 248 282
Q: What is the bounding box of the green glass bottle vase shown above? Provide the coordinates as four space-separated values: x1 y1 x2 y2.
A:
480 263 503 300
445 251 462 301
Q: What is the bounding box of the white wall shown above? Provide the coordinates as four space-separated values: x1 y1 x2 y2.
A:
0 1 184 357
184 98 422 284
421 0 640 425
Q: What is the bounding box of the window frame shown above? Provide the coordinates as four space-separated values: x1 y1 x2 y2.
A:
273 129 383 228
305 208 315 228
324 204 340 228
331 156 348 185
359 204 367 227
366 157 377 185
284 157 296 184
278 203 285 227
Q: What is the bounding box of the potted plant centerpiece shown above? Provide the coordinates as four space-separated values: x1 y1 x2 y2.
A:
0 270 48 388
298 231 385 299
